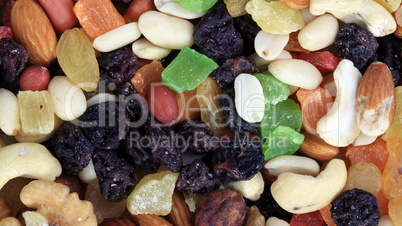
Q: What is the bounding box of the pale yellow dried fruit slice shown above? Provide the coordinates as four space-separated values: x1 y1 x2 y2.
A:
18 90 54 136
245 0 305 34
343 162 382 196
127 170 179 216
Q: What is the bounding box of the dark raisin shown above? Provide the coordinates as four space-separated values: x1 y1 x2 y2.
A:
0 38 28 92
144 122 183 172
121 128 160 171
114 82 148 125
334 23 378 71
48 59 65 77
233 15 261 56
176 159 222 197
246 182 292 222
331 188 380 226
220 85 258 136
211 56 258 89
374 35 402 86
193 2 243 63
48 122 94 175
92 149 138 202
175 120 219 154
79 101 128 150
99 47 138 86
212 138 264 182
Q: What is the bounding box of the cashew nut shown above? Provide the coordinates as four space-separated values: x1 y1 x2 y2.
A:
0 143 62 190
270 158 347 214
316 59 362 147
309 0 396 37
226 172 264 201
264 155 320 177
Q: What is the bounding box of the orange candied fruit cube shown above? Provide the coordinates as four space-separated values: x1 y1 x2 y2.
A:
73 0 125 39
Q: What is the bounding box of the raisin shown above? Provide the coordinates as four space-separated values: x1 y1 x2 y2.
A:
247 182 292 222
374 35 402 86
334 23 378 71
92 149 138 202
48 122 94 175
176 159 222 197
211 56 258 89
48 59 65 77
144 122 183 172
212 138 264 182
175 120 219 154
331 188 380 226
121 128 160 171
79 101 128 150
114 82 148 124
233 14 261 56
193 2 243 63
220 85 258 136
99 47 138 86
0 38 28 92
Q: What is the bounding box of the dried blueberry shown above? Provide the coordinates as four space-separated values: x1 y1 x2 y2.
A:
193 2 243 63
331 188 380 226
374 35 402 86
99 47 138 86
0 38 28 92
93 149 138 202
144 122 183 172
48 122 93 175
176 159 222 197
220 85 258 136
211 56 258 88
212 138 264 182
114 82 148 125
79 101 128 150
335 23 378 71
175 120 219 154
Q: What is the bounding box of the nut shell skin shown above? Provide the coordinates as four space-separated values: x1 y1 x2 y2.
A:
195 188 247 226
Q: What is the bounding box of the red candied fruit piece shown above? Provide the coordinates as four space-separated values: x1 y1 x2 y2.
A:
0 26 13 40
290 210 325 226
298 51 341 73
346 138 389 172
124 0 156 23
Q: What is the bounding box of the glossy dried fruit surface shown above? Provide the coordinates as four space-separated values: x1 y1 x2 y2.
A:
383 86 402 139
382 137 402 200
73 0 126 38
175 120 218 154
373 35 402 85
245 0 305 34
331 189 380 226
344 162 382 196
298 51 341 73
197 76 226 137
56 28 99 92
290 210 325 226
130 60 163 97
346 138 389 172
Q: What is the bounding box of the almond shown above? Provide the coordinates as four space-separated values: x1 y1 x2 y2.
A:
299 131 339 161
280 0 310 10
167 189 193 226
130 214 173 226
356 62 396 136
146 83 179 124
11 0 57 66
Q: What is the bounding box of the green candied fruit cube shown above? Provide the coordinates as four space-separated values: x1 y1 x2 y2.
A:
262 125 304 160
260 98 302 137
162 46 218 93
253 73 290 105
177 0 218 13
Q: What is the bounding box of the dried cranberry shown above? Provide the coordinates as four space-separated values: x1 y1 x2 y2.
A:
79 101 128 150
0 38 28 92
93 149 138 202
331 189 380 226
175 120 219 154
176 159 222 197
193 2 243 63
49 122 93 175
99 47 138 86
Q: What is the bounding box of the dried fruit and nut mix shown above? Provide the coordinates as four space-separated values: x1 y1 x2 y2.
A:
1 0 402 225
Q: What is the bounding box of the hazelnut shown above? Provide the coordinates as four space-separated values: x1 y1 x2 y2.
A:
195 188 247 226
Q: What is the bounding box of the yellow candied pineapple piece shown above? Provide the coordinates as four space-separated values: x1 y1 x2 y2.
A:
383 86 402 140
245 0 305 34
127 170 179 216
18 91 54 136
